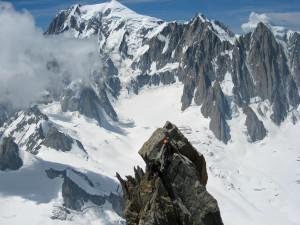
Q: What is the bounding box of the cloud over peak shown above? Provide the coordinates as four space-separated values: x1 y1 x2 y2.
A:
242 11 300 33
0 1 101 109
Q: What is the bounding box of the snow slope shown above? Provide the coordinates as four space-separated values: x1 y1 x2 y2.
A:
1 82 299 225
55 0 162 54
114 85 300 225
113 84 300 225
14 83 299 225
0 148 124 225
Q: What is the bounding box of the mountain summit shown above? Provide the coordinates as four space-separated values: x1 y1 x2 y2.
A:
117 122 224 225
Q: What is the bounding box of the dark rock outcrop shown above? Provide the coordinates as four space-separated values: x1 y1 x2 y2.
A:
201 82 231 143
117 122 223 225
3 106 48 154
0 137 23 171
194 65 211 106
231 34 255 106
181 78 196 111
103 58 122 98
42 127 85 152
287 76 300 108
46 168 123 216
2 106 85 154
289 32 300 86
243 106 267 142
61 86 118 125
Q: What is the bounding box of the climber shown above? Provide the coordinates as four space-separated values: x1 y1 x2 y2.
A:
145 154 161 179
160 136 173 173
147 160 161 179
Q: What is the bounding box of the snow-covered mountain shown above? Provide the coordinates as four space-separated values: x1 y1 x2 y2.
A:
1 1 300 225
46 0 300 144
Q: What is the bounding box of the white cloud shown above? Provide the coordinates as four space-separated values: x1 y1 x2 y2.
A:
0 2 101 108
242 11 300 33
241 12 271 33
267 12 300 31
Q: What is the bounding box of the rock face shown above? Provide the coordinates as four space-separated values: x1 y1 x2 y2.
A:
1 106 85 155
201 82 231 143
0 137 23 171
1 106 48 154
289 32 300 86
244 106 267 142
61 85 118 125
247 23 291 125
117 122 223 225
42 127 85 152
46 168 123 216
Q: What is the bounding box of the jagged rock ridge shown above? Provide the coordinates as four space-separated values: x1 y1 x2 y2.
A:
117 122 223 225
0 106 86 155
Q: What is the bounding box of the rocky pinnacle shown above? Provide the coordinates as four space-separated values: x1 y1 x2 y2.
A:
117 121 223 225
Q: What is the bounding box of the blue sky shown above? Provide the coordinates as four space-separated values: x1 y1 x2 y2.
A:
8 0 300 33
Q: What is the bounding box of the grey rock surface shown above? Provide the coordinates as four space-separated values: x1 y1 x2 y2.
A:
0 137 23 171
244 106 267 142
2 106 86 154
4 106 48 154
117 121 223 225
61 86 118 125
42 127 85 152
247 23 292 125
201 82 231 143
289 32 300 86
45 5 80 35
46 168 123 216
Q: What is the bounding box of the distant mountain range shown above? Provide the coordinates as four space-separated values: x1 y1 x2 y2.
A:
45 0 300 143
1 1 300 225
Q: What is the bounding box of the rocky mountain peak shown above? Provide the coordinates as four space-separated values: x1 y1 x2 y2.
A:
189 13 236 45
117 121 223 225
45 0 162 43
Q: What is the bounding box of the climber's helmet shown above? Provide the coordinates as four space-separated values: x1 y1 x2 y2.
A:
163 137 169 145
